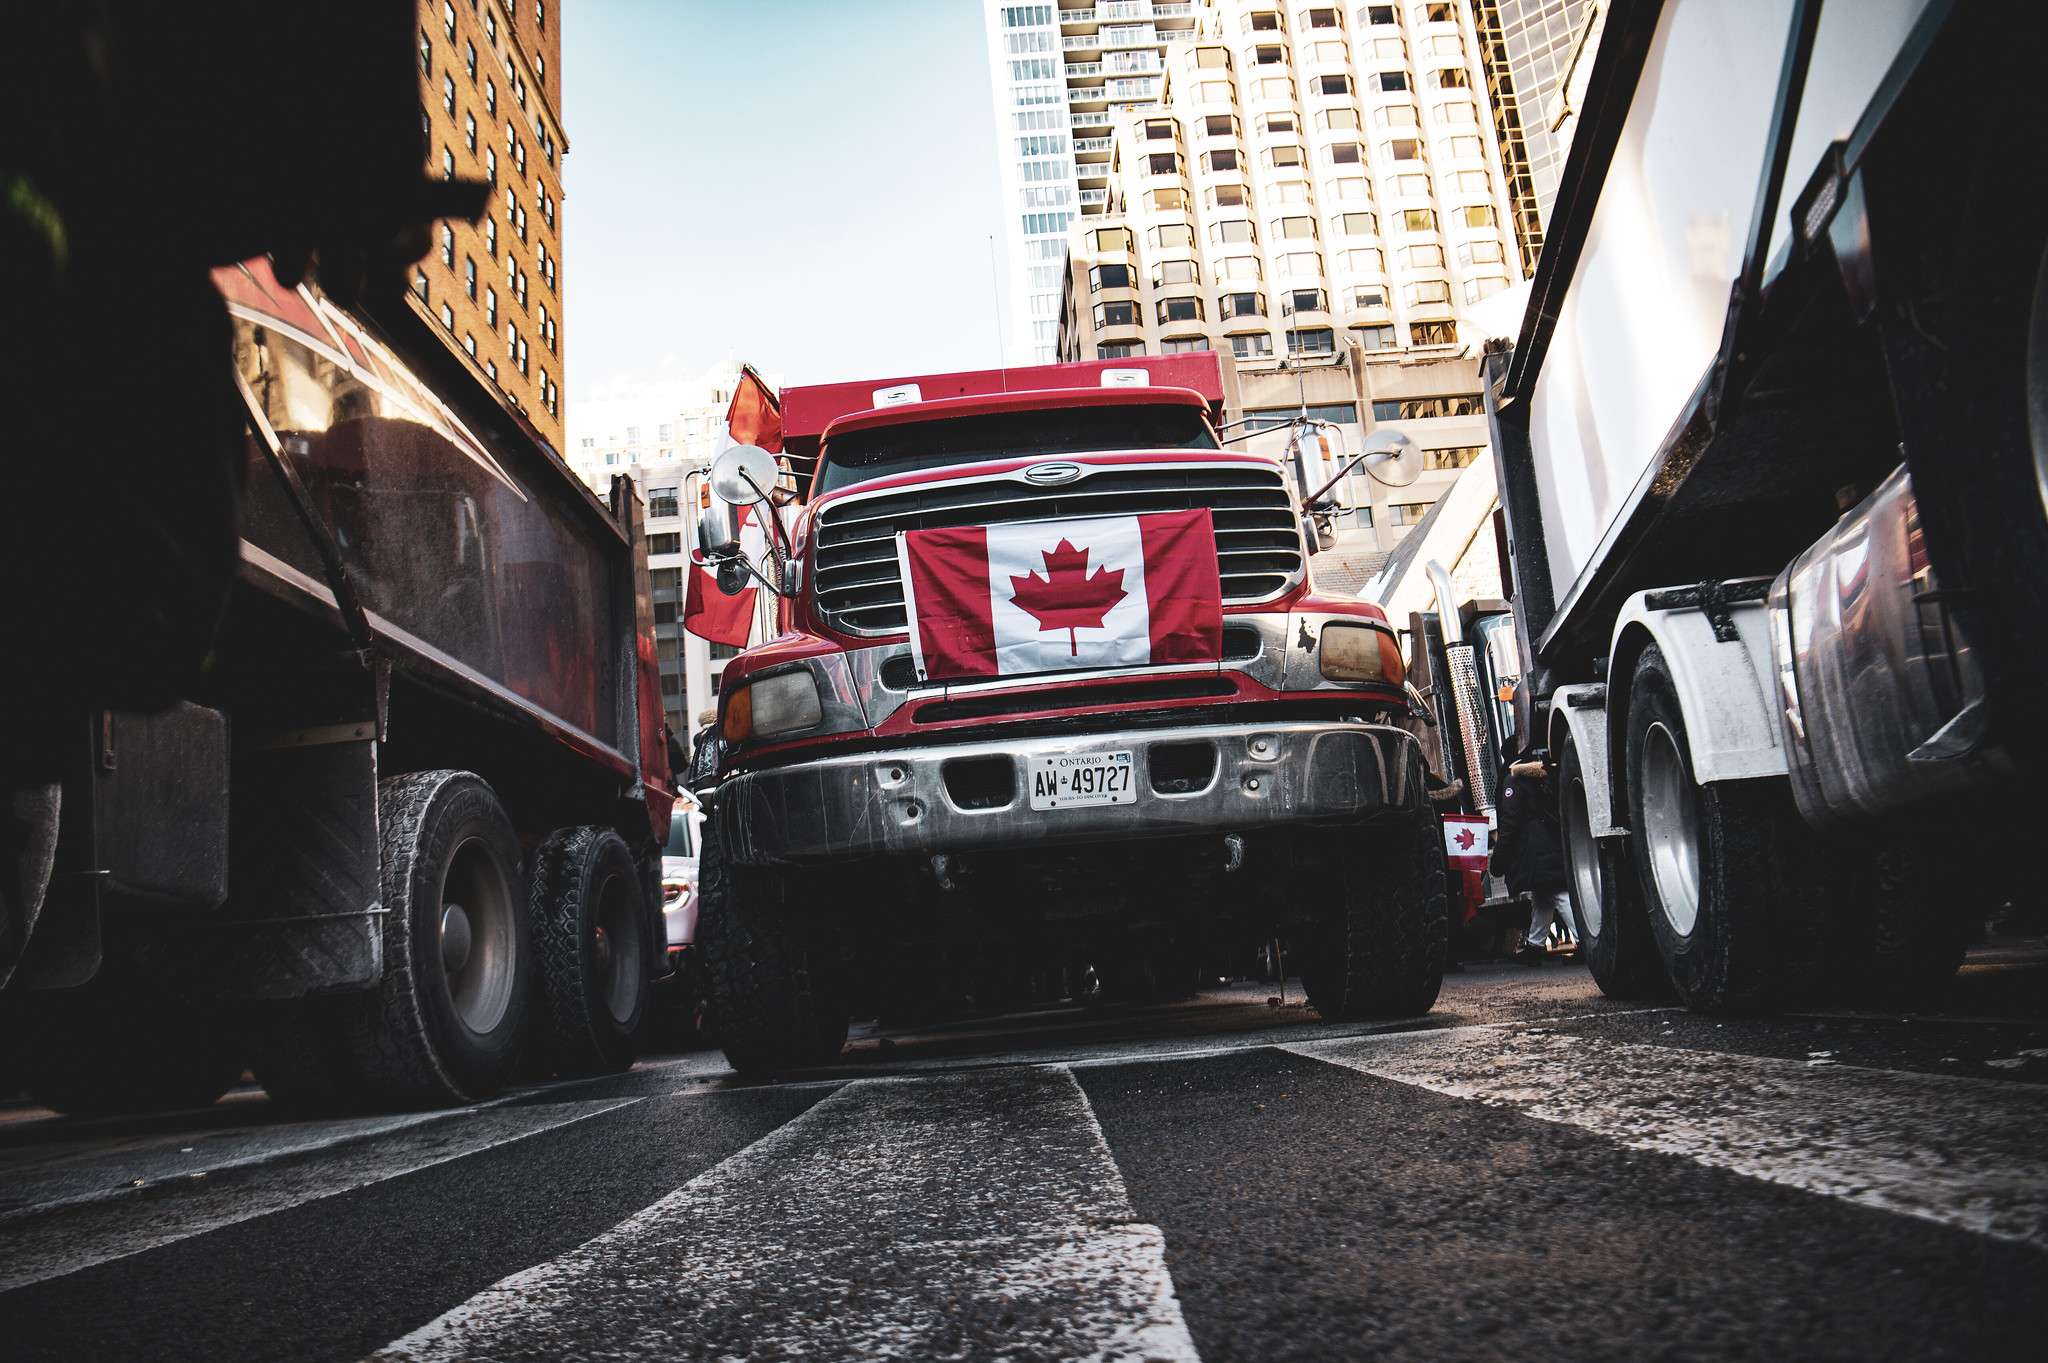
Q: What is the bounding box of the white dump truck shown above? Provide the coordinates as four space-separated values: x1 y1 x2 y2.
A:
1485 0 2040 1009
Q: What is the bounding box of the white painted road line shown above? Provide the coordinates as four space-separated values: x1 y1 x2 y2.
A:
1288 1030 2048 1249
376 1067 1201 1362
0 1097 642 1293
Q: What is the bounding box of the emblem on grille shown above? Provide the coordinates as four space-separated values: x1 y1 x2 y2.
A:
1021 462 1083 486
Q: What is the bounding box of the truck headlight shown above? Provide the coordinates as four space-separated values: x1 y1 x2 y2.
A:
1319 623 1402 685
723 669 824 743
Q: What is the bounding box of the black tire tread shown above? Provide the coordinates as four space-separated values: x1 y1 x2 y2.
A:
1300 768 1449 1022
1559 730 1668 1000
698 817 847 1073
531 825 647 1077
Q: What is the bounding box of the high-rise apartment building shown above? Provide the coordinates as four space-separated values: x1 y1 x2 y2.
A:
1057 2 1520 368
415 0 568 450
1472 0 1605 277
983 1 1203 365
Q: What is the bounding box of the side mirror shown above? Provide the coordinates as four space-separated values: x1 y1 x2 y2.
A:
696 495 740 558
709 444 779 506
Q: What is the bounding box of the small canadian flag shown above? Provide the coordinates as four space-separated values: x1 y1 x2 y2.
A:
898 509 1224 681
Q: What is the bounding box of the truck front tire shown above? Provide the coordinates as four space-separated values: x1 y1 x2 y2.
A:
1296 790 1449 1022
1625 647 1821 1013
532 826 649 1076
699 813 848 1074
1559 730 1666 999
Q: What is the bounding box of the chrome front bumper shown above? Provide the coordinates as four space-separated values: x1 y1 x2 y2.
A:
716 720 1423 866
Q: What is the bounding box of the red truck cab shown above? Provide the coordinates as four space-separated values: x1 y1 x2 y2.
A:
694 355 1450 1071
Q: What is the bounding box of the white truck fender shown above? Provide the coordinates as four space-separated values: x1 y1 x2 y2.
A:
1611 584 1788 786
1548 684 1622 836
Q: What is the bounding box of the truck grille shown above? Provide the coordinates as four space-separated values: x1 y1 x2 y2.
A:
812 464 1303 636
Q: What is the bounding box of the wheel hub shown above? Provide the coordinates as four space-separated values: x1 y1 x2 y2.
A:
440 903 474 973
1566 776 1604 937
1640 721 1703 937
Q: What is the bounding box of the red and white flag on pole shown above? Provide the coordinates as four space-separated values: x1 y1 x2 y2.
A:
683 503 768 647
898 509 1224 681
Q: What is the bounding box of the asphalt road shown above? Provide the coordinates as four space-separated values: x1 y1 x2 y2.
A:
2 943 2042 1360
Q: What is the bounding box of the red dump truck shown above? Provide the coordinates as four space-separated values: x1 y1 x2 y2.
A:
689 354 1449 1071
0 257 673 1115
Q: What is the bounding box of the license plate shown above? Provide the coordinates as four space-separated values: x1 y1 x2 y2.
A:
1028 751 1137 810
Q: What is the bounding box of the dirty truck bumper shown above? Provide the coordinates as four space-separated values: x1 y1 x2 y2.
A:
716 720 1423 866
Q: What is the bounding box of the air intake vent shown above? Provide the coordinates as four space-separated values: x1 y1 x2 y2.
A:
1221 625 1263 661
813 464 1304 636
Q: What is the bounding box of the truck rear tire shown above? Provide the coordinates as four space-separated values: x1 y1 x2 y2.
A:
1625 647 1820 1013
1559 730 1666 999
699 813 848 1074
1297 793 1449 1022
532 826 649 1076
333 771 532 1107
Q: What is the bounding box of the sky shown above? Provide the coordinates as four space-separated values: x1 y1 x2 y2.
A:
562 1 1010 407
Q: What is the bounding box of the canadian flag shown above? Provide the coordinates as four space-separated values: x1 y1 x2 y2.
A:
682 503 769 647
898 508 1224 681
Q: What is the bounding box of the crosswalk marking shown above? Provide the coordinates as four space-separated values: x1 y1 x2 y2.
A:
1287 1029 2048 1249
376 1067 1201 1362
0 1097 642 1293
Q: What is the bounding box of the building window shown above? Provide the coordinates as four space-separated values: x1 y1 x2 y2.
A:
1447 135 1485 159
441 146 454 180
465 332 478 357
1335 212 1377 236
648 533 683 556
465 256 477 299
1221 292 1268 319
466 40 477 80
1262 144 1305 170
1253 44 1286 65
1320 108 1362 131
442 1 456 38
1425 445 1483 470
649 486 680 518
536 1 546 31
1144 119 1179 142
485 8 496 44
1352 323 1398 349
439 223 454 265
658 423 675 442
1094 300 1138 328
1162 336 1212 353
485 217 498 257
1365 5 1397 24
1371 70 1408 92
1331 177 1371 201
1459 238 1506 269
464 112 478 152
1410 320 1458 345
439 301 454 329
1151 187 1189 211
1354 506 1374 528
443 74 456 115
1204 148 1240 173
1268 180 1311 205
1277 251 1323 276
1326 142 1363 166
1090 263 1135 292
1157 296 1205 324
418 26 431 74
1153 259 1199 287
1390 501 1432 526
1097 341 1145 359
1211 220 1256 245
486 146 497 181
1373 393 1481 419
1316 73 1351 95
1092 227 1133 252
413 269 429 301
486 358 499 383
1401 208 1438 232
1287 327 1336 355
1218 255 1264 280
1339 247 1385 272
1150 223 1196 249
1351 284 1388 309
486 286 497 326
1208 184 1249 209
1229 332 1275 358
1245 402 1357 430
1459 203 1497 227
1435 67 1469 90
1405 279 1452 308
1282 288 1327 315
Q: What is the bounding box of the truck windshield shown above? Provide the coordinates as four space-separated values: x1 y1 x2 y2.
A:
818 403 1219 493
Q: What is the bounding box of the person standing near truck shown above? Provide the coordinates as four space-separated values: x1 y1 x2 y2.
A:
1491 747 1567 964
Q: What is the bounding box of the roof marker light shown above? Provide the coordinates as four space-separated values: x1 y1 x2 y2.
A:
872 383 922 408
1100 368 1150 387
